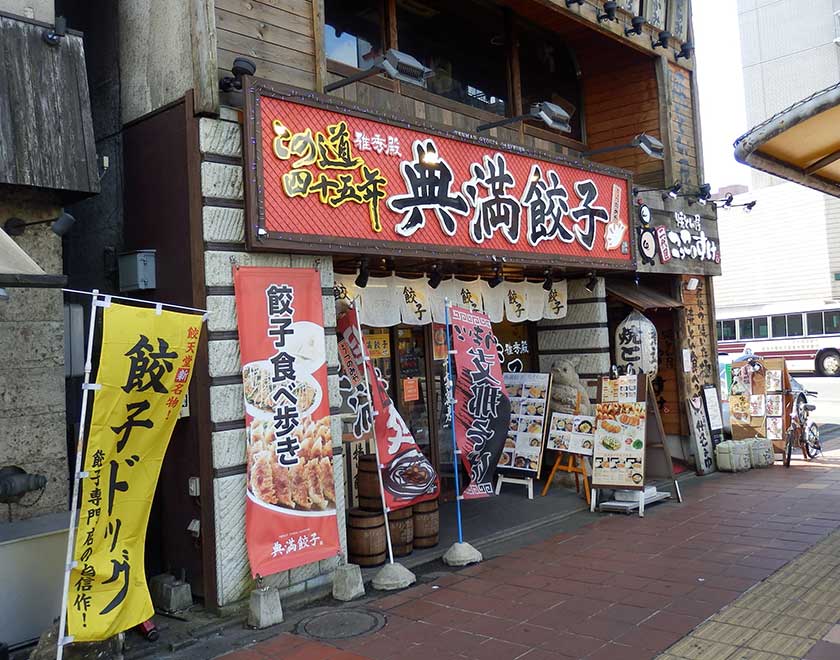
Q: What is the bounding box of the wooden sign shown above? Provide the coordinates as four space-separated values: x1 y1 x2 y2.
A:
688 396 716 475
643 0 667 30
667 0 690 43
636 206 721 276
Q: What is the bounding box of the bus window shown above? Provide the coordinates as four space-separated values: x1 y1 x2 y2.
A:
771 315 786 337
807 312 824 336
754 317 769 338
739 318 754 340
826 311 840 334
719 320 736 341
787 314 804 336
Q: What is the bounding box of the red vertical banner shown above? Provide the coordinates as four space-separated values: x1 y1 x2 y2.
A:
234 267 340 576
450 306 511 499
337 307 439 511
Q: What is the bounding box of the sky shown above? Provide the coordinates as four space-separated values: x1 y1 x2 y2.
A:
692 0 754 191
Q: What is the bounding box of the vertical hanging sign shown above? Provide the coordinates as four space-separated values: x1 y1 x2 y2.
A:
337 307 439 510
450 306 511 498
235 267 340 577
67 304 202 641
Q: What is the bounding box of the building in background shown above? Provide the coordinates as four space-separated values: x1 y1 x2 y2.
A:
714 0 840 374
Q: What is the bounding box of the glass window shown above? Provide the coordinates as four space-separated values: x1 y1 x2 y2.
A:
826 311 840 334
325 0 383 69
739 318 754 340
807 312 825 336
787 314 804 336
397 0 508 115
754 317 769 339
720 320 736 341
518 22 582 140
771 315 787 337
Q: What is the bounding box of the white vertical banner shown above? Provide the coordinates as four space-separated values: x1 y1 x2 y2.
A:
482 283 505 323
359 275 401 327
449 278 486 314
526 281 547 322
394 276 433 325
503 282 530 322
543 280 568 320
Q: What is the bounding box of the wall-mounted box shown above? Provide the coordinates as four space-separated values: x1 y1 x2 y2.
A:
118 249 156 292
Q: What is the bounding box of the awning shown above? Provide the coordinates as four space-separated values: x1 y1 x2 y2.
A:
734 82 840 197
606 281 683 311
0 228 66 288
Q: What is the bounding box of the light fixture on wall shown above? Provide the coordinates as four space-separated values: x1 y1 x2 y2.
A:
714 193 734 208
675 41 694 61
744 200 757 213
584 133 664 160
584 272 598 292
476 101 572 133
597 1 618 23
4 212 76 237
685 277 700 291
681 183 712 206
219 57 257 92
565 0 585 7
42 15 66 46
651 30 672 50
324 49 432 93
428 264 443 289
542 269 554 291
355 258 370 288
625 15 645 37
488 265 503 288
632 181 682 197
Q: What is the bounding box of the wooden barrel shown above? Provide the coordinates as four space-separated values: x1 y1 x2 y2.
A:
388 506 414 557
357 454 382 511
347 508 386 567
412 499 439 549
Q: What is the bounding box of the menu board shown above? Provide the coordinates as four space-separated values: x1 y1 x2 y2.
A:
591 375 648 489
500 373 551 475
547 413 595 456
729 358 788 451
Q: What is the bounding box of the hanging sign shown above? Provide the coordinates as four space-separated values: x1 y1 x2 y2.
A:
68 304 202 641
615 310 659 376
247 89 633 268
450 305 511 498
365 332 391 359
636 206 721 276
234 267 340 578
337 307 439 510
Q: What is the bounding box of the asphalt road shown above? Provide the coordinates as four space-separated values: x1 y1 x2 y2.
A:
792 374 840 425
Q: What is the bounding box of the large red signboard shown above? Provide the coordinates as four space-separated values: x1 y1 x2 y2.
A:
251 90 632 266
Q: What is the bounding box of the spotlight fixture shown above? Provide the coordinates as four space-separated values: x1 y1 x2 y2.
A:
632 181 682 197
488 265 503 288
651 30 671 50
661 182 683 200
698 183 712 199
355 259 370 288
4 212 76 237
428 265 442 289
324 49 432 93
219 57 257 92
625 15 645 37
42 15 66 46
714 193 734 208
597 1 618 23
584 133 664 160
477 101 571 133
584 273 598 293
743 200 757 213
565 0 585 6
675 41 694 61
542 269 553 292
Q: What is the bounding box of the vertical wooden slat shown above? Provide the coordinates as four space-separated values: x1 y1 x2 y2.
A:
191 0 220 116
312 0 326 93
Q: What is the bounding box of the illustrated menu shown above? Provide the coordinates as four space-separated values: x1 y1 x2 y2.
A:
500 373 551 475
547 413 595 456
591 376 648 489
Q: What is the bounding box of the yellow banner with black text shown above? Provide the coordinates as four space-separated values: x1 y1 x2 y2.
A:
67 303 202 641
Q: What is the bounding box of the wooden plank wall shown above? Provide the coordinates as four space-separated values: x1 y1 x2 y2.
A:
667 62 698 187
215 0 316 89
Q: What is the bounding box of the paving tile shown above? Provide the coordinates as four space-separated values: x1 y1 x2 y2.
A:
567 616 634 642
762 616 832 640
643 611 703 635
724 650 797 660
601 603 658 625
692 621 759 646
804 640 840 660
746 631 816 657
540 631 606 657
712 606 777 629
665 598 725 619
616 625 685 651
664 636 740 659
466 638 530 660
823 624 840 644
583 641 654 660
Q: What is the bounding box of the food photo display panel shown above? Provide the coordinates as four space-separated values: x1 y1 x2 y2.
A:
547 413 595 456
591 376 648 489
500 373 551 475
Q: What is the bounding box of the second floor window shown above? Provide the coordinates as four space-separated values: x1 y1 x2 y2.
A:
325 0 383 70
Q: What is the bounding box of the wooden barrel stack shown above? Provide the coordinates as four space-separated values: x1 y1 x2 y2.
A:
346 508 386 567
357 454 381 511
388 507 414 557
412 499 439 548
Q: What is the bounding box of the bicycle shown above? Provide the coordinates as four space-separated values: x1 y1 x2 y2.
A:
781 388 821 467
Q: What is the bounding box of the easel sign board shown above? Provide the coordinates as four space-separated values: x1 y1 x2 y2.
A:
591 374 648 490
547 413 595 456
729 358 789 450
702 384 725 447
498 373 551 476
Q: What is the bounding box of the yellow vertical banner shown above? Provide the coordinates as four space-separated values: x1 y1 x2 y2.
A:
67 303 203 641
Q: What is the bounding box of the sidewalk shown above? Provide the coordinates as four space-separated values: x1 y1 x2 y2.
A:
214 441 840 660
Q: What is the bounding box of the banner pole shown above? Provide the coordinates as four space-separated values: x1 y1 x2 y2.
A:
444 299 464 544
351 297 395 564
56 289 101 658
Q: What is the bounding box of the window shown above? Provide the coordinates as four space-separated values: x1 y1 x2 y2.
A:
826 311 840 334
739 318 754 340
325 0 383 70
787 314 804 336
807 312 825 336
518 22 583 141
772 315 787 337
397 0 508 115
718 320 736 341
754 317 769 339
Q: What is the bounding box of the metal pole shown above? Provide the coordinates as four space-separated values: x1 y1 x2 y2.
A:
444 299 464 544
61 288 208 314
57 290 101 658
351 297 395 564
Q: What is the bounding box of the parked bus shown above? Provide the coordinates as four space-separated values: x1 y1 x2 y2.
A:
716 303 840 376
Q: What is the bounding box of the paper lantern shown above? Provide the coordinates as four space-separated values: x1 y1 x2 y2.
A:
615 310 658 376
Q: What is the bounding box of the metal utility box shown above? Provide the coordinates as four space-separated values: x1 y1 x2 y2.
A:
118 249 156 292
